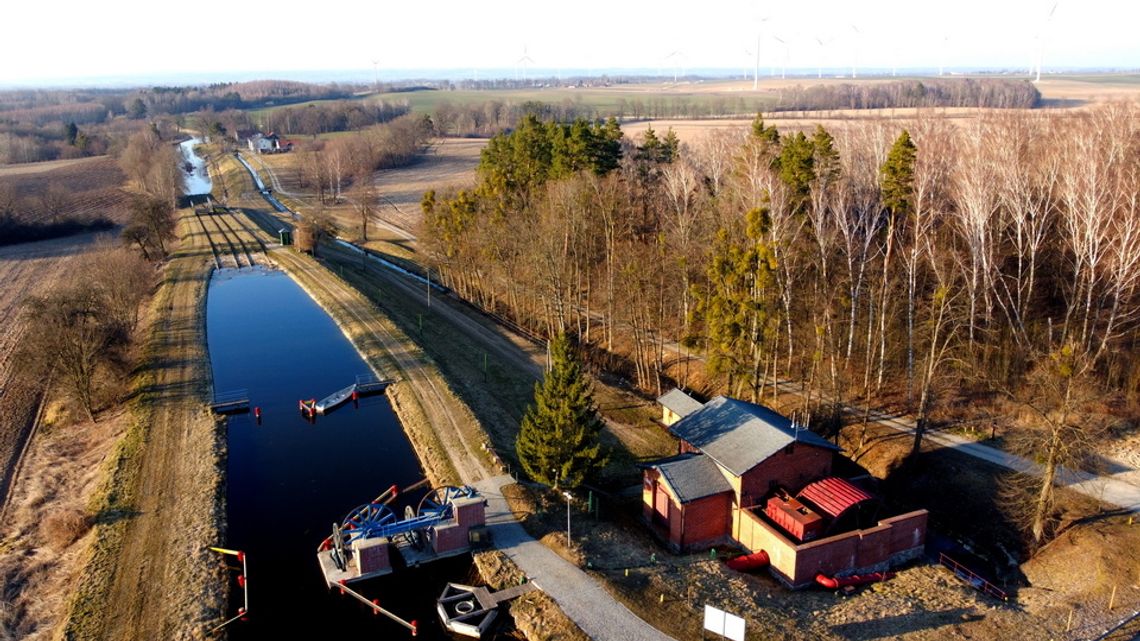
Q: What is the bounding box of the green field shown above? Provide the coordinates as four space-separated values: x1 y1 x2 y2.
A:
250 82 781 121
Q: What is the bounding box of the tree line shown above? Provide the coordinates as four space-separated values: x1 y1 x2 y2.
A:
291 113 434 206
255 100 411 137
18 240 154 422
423 104 1140 547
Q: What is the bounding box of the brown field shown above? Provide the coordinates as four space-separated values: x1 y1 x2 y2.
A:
0 233 107 507
0 232 112 640
372 138 484 234
248 138 484 252
0 155 129 223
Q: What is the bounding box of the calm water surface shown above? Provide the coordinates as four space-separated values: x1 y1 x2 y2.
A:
208 268 480 639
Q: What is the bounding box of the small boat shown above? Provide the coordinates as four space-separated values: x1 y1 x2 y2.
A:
725 550 770 572
315 384 356 414
815 571 896 589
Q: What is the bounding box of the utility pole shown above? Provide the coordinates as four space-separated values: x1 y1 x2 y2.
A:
563 491 573 544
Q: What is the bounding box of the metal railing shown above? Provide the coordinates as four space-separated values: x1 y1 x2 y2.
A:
938 552 1008 601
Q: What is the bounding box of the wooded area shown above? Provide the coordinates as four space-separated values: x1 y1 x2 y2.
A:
424 104 1140 544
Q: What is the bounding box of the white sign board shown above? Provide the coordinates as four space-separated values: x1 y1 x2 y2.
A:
723 612 746 641
703 605 745 641
703 605 725 635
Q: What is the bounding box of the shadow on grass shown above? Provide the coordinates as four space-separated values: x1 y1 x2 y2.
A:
829 607 981 641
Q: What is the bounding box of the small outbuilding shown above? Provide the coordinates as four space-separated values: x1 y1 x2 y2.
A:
657 388 704 426
643 393 928 588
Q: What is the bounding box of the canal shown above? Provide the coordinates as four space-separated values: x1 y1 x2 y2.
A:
208 267 482 639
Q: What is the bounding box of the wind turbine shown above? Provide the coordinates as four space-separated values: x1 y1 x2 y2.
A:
814 37 833 79
371 59 380 92
849 24 860 79
664 50 684 84
772 35 790 80
939 33 950 76
1035 2 1059 82
517 45 535 83
752 15 771 90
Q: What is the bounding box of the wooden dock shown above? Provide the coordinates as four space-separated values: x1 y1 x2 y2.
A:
210 389 249 414
355 373 395 394
312 375 395 415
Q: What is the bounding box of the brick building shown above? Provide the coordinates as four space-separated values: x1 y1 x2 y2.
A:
643 394 927 588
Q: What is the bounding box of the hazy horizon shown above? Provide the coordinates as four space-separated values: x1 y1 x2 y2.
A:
3 65 1138 91
5 0 1138 87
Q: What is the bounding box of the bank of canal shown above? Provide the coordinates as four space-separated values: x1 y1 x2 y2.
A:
208 267 490 639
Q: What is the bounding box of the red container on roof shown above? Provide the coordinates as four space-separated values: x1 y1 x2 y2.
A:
765 494 824 541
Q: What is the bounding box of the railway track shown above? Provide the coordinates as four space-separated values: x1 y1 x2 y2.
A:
214 211 256 266
194 212 221 268
198 211 242 268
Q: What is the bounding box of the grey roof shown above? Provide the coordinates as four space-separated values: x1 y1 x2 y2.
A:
669 396 841 477
658 388 704 418
651 454 733 503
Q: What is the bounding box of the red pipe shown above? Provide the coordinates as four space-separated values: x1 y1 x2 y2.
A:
815 571 896 589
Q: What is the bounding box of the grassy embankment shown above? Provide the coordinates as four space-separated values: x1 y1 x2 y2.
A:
62 206 224 640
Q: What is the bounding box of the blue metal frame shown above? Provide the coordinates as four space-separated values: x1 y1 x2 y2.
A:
337 485 478 545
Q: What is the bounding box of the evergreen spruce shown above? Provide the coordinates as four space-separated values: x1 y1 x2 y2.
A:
777 131 816 213
880 130 917 217
515 333 607 489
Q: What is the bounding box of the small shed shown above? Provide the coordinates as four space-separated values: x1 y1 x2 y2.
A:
642 453 733 551
657 388 703 426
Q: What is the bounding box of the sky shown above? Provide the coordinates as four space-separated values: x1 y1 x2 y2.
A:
3 0 1138 85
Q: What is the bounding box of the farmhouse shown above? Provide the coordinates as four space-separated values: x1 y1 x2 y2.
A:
247 132 293 154
642 393 927 588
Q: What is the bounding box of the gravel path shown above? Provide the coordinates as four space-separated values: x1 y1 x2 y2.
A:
795 386 1140 512
475 475 676 641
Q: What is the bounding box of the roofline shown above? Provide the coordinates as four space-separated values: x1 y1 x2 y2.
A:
680 436 841 477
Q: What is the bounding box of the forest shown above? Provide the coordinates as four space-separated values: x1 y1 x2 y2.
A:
423 104 1140 544
429 78 1040 137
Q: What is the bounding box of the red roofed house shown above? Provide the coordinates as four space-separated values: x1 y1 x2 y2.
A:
643 393 927 588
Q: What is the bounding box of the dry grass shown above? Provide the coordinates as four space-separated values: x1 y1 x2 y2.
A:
473 550 590 641
41 508 93 551
0 409 129 641
0 157 106 177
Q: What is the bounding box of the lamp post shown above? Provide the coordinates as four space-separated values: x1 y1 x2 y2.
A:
562 491 573 544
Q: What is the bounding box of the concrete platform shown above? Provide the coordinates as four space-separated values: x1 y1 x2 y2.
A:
317 548 393 586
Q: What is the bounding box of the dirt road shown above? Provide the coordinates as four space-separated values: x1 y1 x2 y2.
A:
71 209 226 641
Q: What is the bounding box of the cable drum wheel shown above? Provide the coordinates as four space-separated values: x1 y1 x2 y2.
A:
340 502 397 543
417 485 477 520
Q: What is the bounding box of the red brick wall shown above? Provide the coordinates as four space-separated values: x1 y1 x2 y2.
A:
738 445 833 505
642 469 732 551
733 507 929 588
678 493 732 549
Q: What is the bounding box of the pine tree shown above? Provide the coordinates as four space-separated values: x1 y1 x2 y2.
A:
777 131 815 213
880 130 917 217
516 333 607 489
691 207 778 399
750 112 780 145
811 125 840 186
